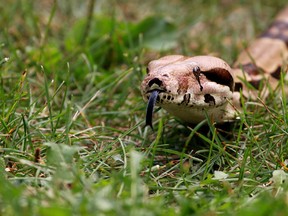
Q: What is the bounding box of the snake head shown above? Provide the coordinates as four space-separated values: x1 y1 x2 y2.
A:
141 55 236 125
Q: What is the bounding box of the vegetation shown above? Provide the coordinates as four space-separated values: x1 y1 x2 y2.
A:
0 0 287 215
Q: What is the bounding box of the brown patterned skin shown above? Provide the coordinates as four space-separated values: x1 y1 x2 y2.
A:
233 7 288 100
141 7 288 124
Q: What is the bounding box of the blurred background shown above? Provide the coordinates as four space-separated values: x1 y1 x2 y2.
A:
1 0 287 74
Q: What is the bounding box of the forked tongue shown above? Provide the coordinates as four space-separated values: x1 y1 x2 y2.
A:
145 90 159 130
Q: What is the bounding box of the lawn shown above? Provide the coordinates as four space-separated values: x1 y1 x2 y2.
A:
0 0 288 215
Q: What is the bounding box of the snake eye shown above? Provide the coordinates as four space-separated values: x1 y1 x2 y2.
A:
192 66 203 91
193 66 201 73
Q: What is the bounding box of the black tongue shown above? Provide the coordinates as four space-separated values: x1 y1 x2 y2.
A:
145 90 159 130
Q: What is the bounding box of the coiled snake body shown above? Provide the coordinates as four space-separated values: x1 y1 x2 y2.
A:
141 7 288 128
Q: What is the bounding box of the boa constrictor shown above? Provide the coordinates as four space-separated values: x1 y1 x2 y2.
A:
141 6 288 129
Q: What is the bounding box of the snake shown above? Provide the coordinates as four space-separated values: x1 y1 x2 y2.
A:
141 6 288 129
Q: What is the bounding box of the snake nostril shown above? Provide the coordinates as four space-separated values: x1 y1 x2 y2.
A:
148 78 163 87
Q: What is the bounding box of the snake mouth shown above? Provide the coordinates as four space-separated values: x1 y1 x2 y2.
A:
146 88 165 93
145 90 160 129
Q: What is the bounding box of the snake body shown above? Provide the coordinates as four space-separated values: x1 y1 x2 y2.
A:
141 7 288 128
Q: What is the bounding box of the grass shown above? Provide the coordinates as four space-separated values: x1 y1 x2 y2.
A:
0 0 288 215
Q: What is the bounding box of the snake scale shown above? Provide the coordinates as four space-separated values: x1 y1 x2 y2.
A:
141 6 288 129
